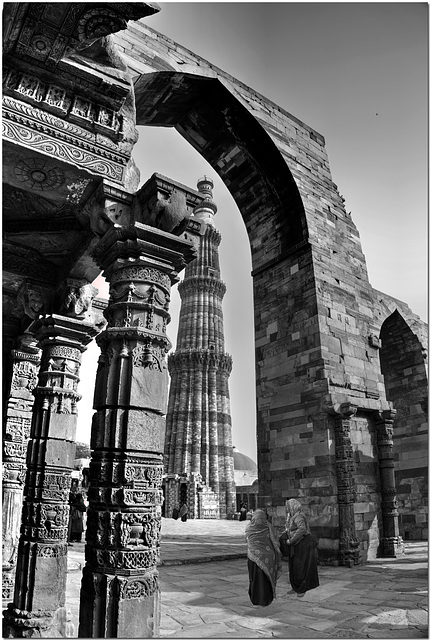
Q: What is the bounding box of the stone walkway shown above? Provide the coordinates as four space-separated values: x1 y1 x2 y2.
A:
65 519 428 638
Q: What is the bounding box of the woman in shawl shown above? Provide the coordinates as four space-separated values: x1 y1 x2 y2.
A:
239 502 248 521
246 509 282 606
178 502 188 522
283 498 319 597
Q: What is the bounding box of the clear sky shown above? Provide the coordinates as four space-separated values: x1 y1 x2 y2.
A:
76 2 428 462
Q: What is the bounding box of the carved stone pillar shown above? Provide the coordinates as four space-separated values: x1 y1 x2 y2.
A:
333 403 361 567
2 334 41 606
374 409 405 557
78 223 196 638
3 311 98 638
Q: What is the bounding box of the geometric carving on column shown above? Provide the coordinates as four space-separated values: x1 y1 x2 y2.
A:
2 333 41 605
78 222 196 638
373 409 405 557
2 315 99 638
333 402 361 567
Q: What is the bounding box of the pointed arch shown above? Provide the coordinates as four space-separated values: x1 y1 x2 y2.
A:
379 309 428 540
134 72 308 273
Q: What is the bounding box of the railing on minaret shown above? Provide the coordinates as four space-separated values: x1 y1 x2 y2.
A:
164 177 236 518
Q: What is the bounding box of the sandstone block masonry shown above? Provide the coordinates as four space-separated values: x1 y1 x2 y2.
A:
114 19 428 562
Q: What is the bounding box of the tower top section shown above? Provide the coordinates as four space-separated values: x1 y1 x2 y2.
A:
193 176 218 226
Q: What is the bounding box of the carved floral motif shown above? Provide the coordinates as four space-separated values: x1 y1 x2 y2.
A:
111 267 171 291
118 574 159 600
11 360 39 392
3 117 125 183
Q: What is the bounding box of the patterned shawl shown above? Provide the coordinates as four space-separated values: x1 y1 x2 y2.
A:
285 498 310 537
246 509 282 596
285 498 301 530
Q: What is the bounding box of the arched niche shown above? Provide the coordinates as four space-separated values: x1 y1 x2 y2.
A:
379 309 428 540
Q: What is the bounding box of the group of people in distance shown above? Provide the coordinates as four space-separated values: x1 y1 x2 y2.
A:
246 498 319 605
172 502 189 522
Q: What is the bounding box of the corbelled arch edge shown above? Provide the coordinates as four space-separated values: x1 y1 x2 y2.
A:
133 71 309 274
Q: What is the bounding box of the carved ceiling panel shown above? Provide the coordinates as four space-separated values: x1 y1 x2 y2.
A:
3 3 159 65
2 184 76 221
5 232 83 265
2 143 94 206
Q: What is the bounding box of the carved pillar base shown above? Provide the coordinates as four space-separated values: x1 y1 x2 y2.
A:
380 536 405 557
338 521 361 568
79 569 160 638
2 573 14 607
2 487 26 606
3 604 53 638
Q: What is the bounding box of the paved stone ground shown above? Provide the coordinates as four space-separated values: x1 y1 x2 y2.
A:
64 519 428 638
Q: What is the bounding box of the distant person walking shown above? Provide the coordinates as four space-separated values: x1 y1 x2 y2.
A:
179 502 188 522
67 486 78 545
172 504 180 520
239 502 247 521
283 498 319 597
246 508 282 606
69 493 87 543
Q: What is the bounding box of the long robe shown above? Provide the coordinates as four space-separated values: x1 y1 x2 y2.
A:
246 509 282 606
285 499 319 595
288 534 319 594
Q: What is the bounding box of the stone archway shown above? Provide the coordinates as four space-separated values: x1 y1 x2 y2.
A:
113 13 426 565
133 72 308 268
123 50 399 562
380 309 428 540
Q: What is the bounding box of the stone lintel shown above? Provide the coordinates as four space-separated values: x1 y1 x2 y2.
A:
92 223 197 277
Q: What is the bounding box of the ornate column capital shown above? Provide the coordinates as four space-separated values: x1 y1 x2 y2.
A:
92 222 197 278
324 402 358 419
28 312 99 348
373 408 397 424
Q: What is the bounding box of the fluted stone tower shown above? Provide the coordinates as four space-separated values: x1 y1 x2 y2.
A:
164 177 236 518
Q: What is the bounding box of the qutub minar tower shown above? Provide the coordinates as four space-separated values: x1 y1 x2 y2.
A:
163 177 236 518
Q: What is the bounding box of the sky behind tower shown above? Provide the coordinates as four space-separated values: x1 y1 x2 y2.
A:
77 2 428 462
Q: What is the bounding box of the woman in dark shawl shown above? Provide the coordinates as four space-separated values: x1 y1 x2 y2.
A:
246 509 282 606
70 493 86 543
239 502 248 521
178 502 188 522
283 498 319 597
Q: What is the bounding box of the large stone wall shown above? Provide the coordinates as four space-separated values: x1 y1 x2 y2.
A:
113 19 427 560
